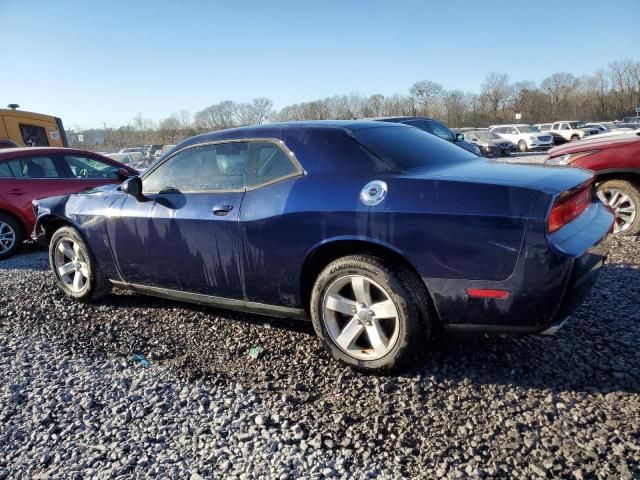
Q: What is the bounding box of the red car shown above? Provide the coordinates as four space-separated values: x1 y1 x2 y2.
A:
0 147 137 259
546 132 640 235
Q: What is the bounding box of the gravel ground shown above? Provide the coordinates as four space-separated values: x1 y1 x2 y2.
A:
1 153 639 479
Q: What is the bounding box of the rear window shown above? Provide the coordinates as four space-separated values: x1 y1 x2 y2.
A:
19 124 49 147
353 125 477 171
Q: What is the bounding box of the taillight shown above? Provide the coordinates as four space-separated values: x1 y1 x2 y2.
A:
548 183 593 233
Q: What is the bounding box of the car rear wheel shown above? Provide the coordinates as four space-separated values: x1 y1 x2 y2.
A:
0 213 23 260
570 135 580 142
596 180 640 235
518 140 528 152
49 226 111 300
310 254 431 372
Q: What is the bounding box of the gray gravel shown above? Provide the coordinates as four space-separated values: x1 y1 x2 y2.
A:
1 154 639 479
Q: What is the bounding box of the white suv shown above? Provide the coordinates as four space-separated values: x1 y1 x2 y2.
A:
489 124 553 152
550 121 599 142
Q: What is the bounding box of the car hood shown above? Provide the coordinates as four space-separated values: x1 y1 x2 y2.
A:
407 158 592 195
548 133 640 156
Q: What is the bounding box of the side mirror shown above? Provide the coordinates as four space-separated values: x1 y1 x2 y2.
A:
455 133 464 142
117 168 130 179
122 176 142 196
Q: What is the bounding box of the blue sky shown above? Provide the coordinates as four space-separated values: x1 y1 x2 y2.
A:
1 0 638 127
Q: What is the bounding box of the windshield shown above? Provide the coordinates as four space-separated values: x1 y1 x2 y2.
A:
518 125 539 133
354 126 477 171
569 122 587 129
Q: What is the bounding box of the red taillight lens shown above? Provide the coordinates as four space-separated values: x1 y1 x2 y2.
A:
548 184 593 233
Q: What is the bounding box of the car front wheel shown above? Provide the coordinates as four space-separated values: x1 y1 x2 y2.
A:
310 254 431 372
596 180 640 235
49 226 111 301
518 140 528 152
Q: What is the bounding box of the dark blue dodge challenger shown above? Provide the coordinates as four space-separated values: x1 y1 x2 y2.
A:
33 121 613 371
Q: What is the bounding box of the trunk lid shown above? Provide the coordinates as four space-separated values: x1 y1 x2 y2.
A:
408 158 593 196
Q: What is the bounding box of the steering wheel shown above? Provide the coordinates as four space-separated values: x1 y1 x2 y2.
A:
78 168 88 178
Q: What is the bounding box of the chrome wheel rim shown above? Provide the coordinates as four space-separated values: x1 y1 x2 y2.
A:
597 188 637 233
0 221 16 253
54 238 89 293
322 275 400 361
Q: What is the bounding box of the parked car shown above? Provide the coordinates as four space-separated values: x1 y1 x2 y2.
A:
105 152 148 170
375 116 481 155
534 123 567 146
144 144 163 161
550 121 600 142
621 116 640 125
118 147 145 155
584 122 632 132
0 147 137 259
546 131 640 235
158 144 176 158
462 129 513 157
490 124 554 152
0 105 68 149
33 121 612 371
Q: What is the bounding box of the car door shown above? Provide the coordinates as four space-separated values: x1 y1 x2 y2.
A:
0 153 71 228
107 141 248 298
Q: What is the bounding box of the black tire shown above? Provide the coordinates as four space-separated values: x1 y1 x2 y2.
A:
596 179 640 236
310 254 432 372
570 135 580 142
49 226 111 301
518 140 528 152
0 213 24 260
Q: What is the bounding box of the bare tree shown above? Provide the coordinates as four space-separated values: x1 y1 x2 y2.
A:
481 73 511 120
409 80 443 116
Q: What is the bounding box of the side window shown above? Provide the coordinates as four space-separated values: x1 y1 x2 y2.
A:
561 123 570 130
426 121 454 142
19 124 49 147
143 142 248 194
62 155 121 179
493 127 503 134
12 155 61 178
552 124 559 131
0 161 13 177
246 141 299 188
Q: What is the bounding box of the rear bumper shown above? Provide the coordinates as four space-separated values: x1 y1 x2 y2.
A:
433 202 613 334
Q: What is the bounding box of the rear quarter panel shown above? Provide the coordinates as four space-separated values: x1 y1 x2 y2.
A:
240 173 539 307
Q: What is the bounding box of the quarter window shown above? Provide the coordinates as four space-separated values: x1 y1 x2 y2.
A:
246 142 298 188
143 142 249 193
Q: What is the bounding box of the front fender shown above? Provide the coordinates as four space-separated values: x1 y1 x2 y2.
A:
32 195 75 242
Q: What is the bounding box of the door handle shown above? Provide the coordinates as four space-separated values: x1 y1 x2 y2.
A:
8 189 26 195
212 204 233 216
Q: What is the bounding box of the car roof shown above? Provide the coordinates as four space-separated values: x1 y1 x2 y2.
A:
0 146 137 171
182 120 404 145
490 124 531 128
371 116 438 122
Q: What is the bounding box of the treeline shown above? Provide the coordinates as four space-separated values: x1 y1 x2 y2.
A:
71 58 640 151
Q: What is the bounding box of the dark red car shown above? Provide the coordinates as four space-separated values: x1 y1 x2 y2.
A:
0 147 137 259
546 132 640 235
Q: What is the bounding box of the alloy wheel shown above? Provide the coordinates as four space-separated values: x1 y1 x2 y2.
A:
54 237 90 293
596 188 637 233
322 275 400 361
0 221 16 254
